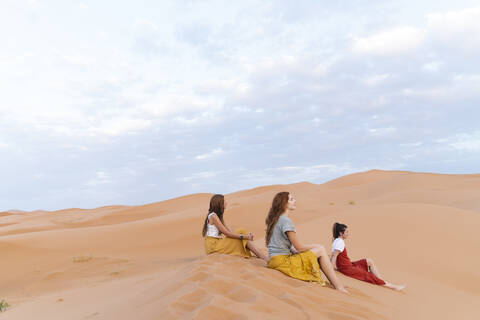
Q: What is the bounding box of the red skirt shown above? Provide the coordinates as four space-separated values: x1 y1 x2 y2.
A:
336 248 386 285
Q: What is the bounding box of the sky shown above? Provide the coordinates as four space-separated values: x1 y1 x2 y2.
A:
1 0 480 211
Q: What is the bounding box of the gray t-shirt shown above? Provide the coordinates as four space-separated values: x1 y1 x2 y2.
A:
268 214 296 257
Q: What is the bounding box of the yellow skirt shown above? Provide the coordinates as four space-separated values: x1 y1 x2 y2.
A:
267 251 327 285
204 228 252 258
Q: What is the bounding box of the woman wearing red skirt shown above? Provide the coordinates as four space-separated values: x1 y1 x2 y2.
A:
330 223 406 291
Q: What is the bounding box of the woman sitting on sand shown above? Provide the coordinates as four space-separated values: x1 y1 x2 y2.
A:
265 192 348 293
202 194 267 261
330 222 406 291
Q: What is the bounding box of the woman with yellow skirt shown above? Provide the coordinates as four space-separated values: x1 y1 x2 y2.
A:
203 194 267 261
265 192 348 293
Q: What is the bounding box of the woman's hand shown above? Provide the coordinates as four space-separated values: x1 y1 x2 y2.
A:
240 233 253 241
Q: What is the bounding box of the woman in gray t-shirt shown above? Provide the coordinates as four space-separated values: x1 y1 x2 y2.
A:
265 192 348 293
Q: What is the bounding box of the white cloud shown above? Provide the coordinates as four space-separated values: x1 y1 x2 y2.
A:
402 73 480 101
197 79 247 94
138 93 220 118
368 127 397 136
34 173 45 180
175 164 369 191
371 95 390 107
195 148 225 160
3 1 480 211
132 18 160 32
177 171 219 182
84 171 113 187
427 6 480 51
402 154 417 160
26 0 40 9
451 141 480 151
363 74 391 86
235 164 371 187
352 26 425 55
173 116 199 125
400 142 423 147
88 117 153 137
233 106 252 112
244 55 330 81
445 131 480 151
422 61 442 72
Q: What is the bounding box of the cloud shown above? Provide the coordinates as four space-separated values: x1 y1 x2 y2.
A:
25 0 40 9
443 131 480 152
352 27 425 55
368 127 397 137
177 171 219 183
271 164 364 180
195 148 225 160
402 73 480 101
422 61 442 72
427 6 480 52
2 1 480 211
88 118 153 137
138 93 219 119
174 163 370 195
84 171 113 187
363 74 391 86
400 142 423 147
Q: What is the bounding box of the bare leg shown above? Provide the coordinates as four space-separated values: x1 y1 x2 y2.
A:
367 258 406 291
311 245 348 293
246 241 268 261
366 258 406 291
366 258 383 279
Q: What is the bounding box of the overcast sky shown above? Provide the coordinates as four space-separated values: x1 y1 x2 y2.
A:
1 0 479 211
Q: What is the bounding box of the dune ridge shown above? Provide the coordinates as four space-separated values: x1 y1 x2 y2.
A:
1 170 479 319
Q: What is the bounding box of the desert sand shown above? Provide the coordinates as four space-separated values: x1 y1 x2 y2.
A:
1 170 479 319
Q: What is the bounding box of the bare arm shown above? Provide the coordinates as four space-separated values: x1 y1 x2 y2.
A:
286 231 315 252
331 250 340 270
210 214 253 240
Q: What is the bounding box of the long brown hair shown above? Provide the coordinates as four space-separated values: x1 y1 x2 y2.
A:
202 194 225 237
265 192 290 245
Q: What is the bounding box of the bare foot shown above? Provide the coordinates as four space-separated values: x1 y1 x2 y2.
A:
384 282 406 291
393 284 406 291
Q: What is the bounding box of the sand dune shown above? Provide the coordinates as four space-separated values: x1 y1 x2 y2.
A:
1 170 479 319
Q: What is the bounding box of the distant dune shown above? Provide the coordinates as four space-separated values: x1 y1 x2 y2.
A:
1 170 479 319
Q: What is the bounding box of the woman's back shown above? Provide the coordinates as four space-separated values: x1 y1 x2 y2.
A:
331 237 352 269
267 214 296 257
205 212 221 238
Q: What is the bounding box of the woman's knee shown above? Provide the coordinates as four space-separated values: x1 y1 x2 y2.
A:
366 258 374 266
311 245 326 257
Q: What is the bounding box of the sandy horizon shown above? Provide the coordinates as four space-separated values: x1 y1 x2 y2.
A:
1 169 479 319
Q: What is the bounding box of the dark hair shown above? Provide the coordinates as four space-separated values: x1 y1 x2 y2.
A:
332 222 348 240
265 192 290 246
202 194 225 237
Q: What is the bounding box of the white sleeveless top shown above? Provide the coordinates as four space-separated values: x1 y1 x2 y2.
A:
206 212 221 238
